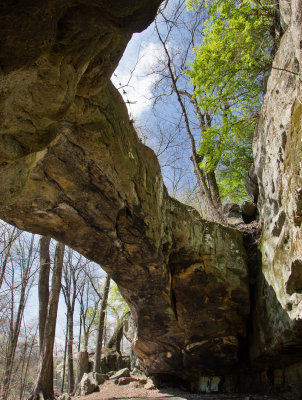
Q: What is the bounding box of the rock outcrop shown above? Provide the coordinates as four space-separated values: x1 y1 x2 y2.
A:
250 0 302 396
0 0 161 209
76 372 99 396
0 0 249 387
0 0 302 397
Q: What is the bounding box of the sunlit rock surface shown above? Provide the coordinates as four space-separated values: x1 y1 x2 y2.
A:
0 0 302 397
0 0 160 207
251 0 302 396
0 0 249 385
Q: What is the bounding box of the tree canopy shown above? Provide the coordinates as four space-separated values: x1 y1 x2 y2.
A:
142 0 274 221
186 0 274 202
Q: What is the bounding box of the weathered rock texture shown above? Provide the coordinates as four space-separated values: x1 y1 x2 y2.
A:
0 0 160 208
251 0 302 396
1 0 302 397
0 0 249 387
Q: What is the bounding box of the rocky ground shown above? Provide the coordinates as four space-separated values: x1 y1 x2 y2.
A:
71 368 284 400
75 378 282 400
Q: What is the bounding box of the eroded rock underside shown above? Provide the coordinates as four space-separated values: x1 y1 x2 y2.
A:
0 0 301 397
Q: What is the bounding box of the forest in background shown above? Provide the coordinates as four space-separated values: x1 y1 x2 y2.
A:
0 222 130 399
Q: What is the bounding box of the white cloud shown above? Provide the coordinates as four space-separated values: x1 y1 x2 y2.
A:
112 36 163 120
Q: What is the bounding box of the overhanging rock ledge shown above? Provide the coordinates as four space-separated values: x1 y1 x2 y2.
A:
0 0 302 396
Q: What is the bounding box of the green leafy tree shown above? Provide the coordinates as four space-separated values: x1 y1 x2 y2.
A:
187 0 274 203
107 282 129 320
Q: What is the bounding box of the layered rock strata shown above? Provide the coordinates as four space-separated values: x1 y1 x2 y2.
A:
1 0 302 396
0 0 249 385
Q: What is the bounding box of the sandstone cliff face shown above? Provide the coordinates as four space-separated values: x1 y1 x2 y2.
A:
251 0 302 395
1 0 302 397
0 0 249 387
0 0 160 208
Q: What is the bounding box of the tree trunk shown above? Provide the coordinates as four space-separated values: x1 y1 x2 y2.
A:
67 307 75 394
31 242 65 400
19 326 38 400
106 317 124 354
2 234 35 400
38 236 51 352
77 315 82 353
61 248 79 395
0 226 18 290
155 21 226 224
19 334 29 398
206 171 223 210
61 316 68 394
93 275 110 373
74 351 89 389
2 291 25 400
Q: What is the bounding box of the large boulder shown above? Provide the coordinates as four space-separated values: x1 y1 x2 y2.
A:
77 372 99 396
115 377 136 385
223 203 244 225
94 373 107 385
241 201 257 223
110 368 130 380
58 394 70 400
101 350 130 373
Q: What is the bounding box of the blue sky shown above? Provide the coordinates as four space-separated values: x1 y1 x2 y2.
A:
110 1 202 203
111 25 161 121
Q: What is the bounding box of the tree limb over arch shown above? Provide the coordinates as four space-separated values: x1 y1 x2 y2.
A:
0 0 249 384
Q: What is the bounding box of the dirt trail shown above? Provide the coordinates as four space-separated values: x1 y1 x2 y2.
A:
75 380 281 400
